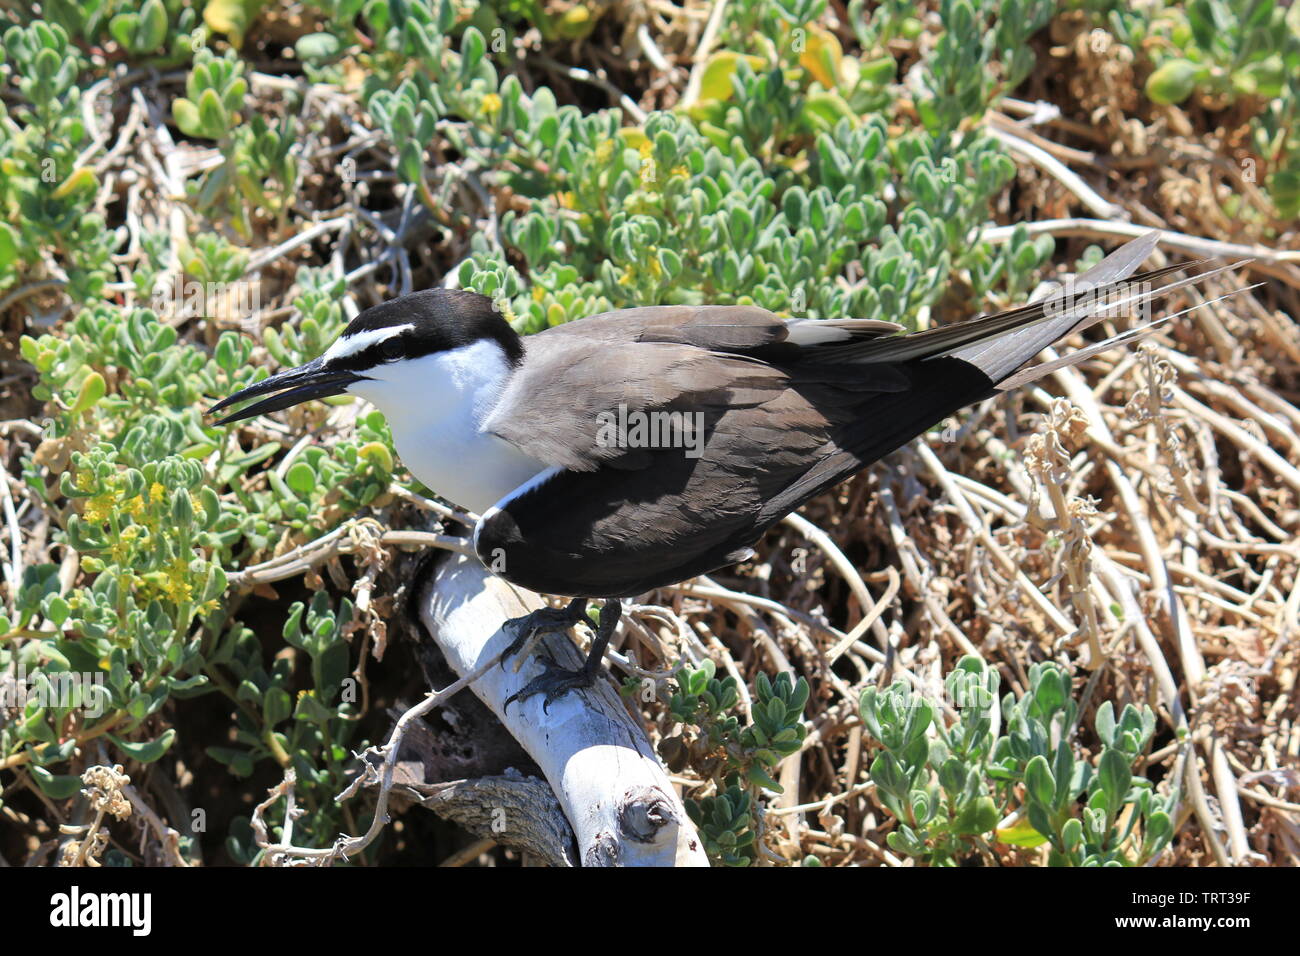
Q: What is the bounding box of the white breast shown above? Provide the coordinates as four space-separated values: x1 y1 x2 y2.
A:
349 340 547 514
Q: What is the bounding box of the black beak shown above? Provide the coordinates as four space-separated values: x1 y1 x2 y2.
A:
207 357 365 425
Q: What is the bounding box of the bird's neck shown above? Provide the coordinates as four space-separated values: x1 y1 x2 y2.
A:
351 340 544 513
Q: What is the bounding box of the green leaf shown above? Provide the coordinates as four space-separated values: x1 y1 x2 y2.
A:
285 462 316 495
1143 811 1173 855
108 13 137 51
171 486 194 527
1145 59 1205 106
870 751 908 798
314 639 350 703
1060 816 1084 852
31 766 84 800
886 824 926 856
953 795 999 835
0 223 17 270
997 816 1049 848
294 691 334 723
295 32 341 62
1097 748 1132 814
1025 754 1055 808
197 87 228 138
206 746 254 777
696 51 764 104
1026 801 1055 844
204 0 263 48
137 0 168 51
173 98 202 138
860 54 896 86
263 687 292 727
746 763 783 794
1095 700 1115 748
109 728 176 764
165 674 211 697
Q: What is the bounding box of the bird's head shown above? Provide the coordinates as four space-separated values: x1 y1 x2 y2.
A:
208 288 522 425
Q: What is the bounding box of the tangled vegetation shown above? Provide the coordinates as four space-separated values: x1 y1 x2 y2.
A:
0 0 1296 866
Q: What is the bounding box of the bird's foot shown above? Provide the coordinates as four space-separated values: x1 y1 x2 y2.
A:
504 654 598 713
501 598 621 714
499 598 589 671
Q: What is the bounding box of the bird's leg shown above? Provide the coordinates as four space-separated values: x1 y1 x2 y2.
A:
504 599 621 713
499 597 589 672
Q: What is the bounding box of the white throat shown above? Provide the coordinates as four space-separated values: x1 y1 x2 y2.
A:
349 340 546 513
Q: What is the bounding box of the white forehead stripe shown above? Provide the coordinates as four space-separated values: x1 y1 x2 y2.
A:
322 323 415 362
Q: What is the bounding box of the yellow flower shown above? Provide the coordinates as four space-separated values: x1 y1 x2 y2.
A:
149 482 166 503
83 494 113 524
481 93 502 116
595 138 615 165
125 495 146 518
75 471 95 493
161 557 193 604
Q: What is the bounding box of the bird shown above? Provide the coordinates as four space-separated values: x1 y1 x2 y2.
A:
209 231 1241 709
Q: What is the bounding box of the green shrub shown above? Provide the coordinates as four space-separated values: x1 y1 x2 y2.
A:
0 0 1220 864
861 657 1177 866
658 661 810 865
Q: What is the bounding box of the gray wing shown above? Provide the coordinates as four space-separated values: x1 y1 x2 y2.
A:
542 304 901 351
483 337 788 471
483 305 903 471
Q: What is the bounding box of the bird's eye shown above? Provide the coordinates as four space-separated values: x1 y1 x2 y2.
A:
379 337 406 360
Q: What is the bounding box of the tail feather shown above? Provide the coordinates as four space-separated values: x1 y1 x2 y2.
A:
994 281 1263 390
950 258 1240 382
758 234 1251 520
825 236 1246 391
814 231 1165 365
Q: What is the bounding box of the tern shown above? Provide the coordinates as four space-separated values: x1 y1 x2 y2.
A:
210 232 1240 708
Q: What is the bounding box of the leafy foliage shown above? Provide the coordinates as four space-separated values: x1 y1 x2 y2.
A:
0 0 1285 865
861 657 1176 866
662 660 810 865
8 298 395 852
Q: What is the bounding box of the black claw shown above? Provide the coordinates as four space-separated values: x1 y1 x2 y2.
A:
504 657 598 713
498 599 588 669
500 598 622 714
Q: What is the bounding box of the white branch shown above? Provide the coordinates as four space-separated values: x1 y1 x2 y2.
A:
421 554 709 867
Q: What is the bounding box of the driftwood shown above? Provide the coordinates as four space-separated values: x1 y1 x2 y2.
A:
420 552 708 866
372 701 579 867
396 771 579 868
